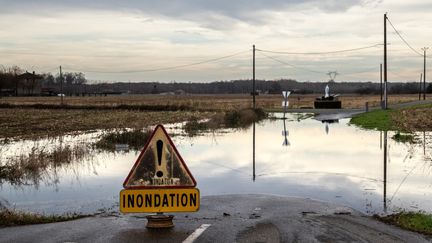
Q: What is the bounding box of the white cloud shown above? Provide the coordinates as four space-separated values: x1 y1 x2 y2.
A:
0 0 431 82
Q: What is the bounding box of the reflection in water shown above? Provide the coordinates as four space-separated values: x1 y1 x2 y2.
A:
383 130 388 213
282 119 289 146
381 129 432 214
321 119 339 135
0 140 93 188
1 114 432 216
252 121 256 181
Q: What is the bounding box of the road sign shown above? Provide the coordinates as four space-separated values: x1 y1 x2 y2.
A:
123 124 196 189
120 188 200 213
282 101 289 107
282 91 291 99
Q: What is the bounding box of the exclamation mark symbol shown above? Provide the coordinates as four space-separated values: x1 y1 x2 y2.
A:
156 140 163 178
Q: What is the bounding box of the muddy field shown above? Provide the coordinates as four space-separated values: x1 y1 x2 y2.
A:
0 109 211 139
0 94 425 110
0 94 428 139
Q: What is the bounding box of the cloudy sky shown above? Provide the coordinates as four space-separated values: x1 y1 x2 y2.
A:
1 0 431 83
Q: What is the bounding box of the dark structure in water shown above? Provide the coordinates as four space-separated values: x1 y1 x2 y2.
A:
314 85 342 109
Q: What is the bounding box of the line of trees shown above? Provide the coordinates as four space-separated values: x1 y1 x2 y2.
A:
0 65 87 96
1 65 431 96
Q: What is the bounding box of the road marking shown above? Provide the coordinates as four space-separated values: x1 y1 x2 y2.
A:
183 224 211 243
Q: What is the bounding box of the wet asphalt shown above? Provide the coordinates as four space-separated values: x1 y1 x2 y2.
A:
0 194 430 243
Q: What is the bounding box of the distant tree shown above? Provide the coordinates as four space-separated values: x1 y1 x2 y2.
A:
73 72 86 85
390 83 418 94
151 85 159 94
269 81 282 94
55 72 87 95
0 65 24 96
427 83 432 93
41 73 55 85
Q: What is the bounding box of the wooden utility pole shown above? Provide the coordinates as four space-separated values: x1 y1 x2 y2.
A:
422 47 428 100
14 69 18 96
419 73 423 100
380 63 383 105
60 65 64 105
384 13 388 109
253 45 256 109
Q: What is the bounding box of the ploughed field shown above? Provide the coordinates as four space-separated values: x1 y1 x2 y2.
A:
0 94 423 111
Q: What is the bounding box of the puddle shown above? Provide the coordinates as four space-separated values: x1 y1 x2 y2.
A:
1 114 431 215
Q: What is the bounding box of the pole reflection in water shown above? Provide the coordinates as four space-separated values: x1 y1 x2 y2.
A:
252 121 256 181
383 130 388 213
282 118 289 146
380 131 382 150
321 119 339 135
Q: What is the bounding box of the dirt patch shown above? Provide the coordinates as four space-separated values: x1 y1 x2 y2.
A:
392 107 432 131
0 108 212 139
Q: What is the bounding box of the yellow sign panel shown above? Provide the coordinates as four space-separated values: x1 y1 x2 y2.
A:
123 124 196 188
120 188 200 213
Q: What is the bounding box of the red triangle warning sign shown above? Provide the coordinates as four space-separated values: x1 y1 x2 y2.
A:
123 124 196 189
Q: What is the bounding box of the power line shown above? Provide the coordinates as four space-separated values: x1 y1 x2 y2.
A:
261 52 385 81
256 44 382 55
259 52 324 74
337 66 379 77
388 69 413 80
386 17 423 57
63 50 249 74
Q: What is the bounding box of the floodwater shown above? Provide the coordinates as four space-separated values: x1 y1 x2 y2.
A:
1 113 431 215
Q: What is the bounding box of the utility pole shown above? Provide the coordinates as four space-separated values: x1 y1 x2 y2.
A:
252 45 256 109
384 13 388 109
419 73 423 100
383 130 387 213
251 46 257 182
380 63 383 105
59 65 63 105
14 69 18 96
422 47 428 100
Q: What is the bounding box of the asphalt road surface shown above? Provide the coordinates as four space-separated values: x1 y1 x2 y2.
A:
0 194 430 243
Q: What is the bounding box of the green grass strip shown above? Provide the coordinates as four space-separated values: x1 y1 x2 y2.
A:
377 212 432 235
350 109 394 131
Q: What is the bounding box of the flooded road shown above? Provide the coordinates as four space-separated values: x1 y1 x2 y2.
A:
1 113 431 215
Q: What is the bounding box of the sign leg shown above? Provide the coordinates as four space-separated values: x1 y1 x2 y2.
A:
146 213 175 228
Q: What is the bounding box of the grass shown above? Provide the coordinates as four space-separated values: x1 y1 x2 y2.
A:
184 108 267 136
224 108 267 127
350 109 395 131
393 104 432 131
94 129 151 151
0 208 88 227
376 212 432 235
350 103 432 132
392 132 417 143
0 143 91 186
184 117 211 136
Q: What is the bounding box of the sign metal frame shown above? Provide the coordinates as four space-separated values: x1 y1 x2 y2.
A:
122 124 197 189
